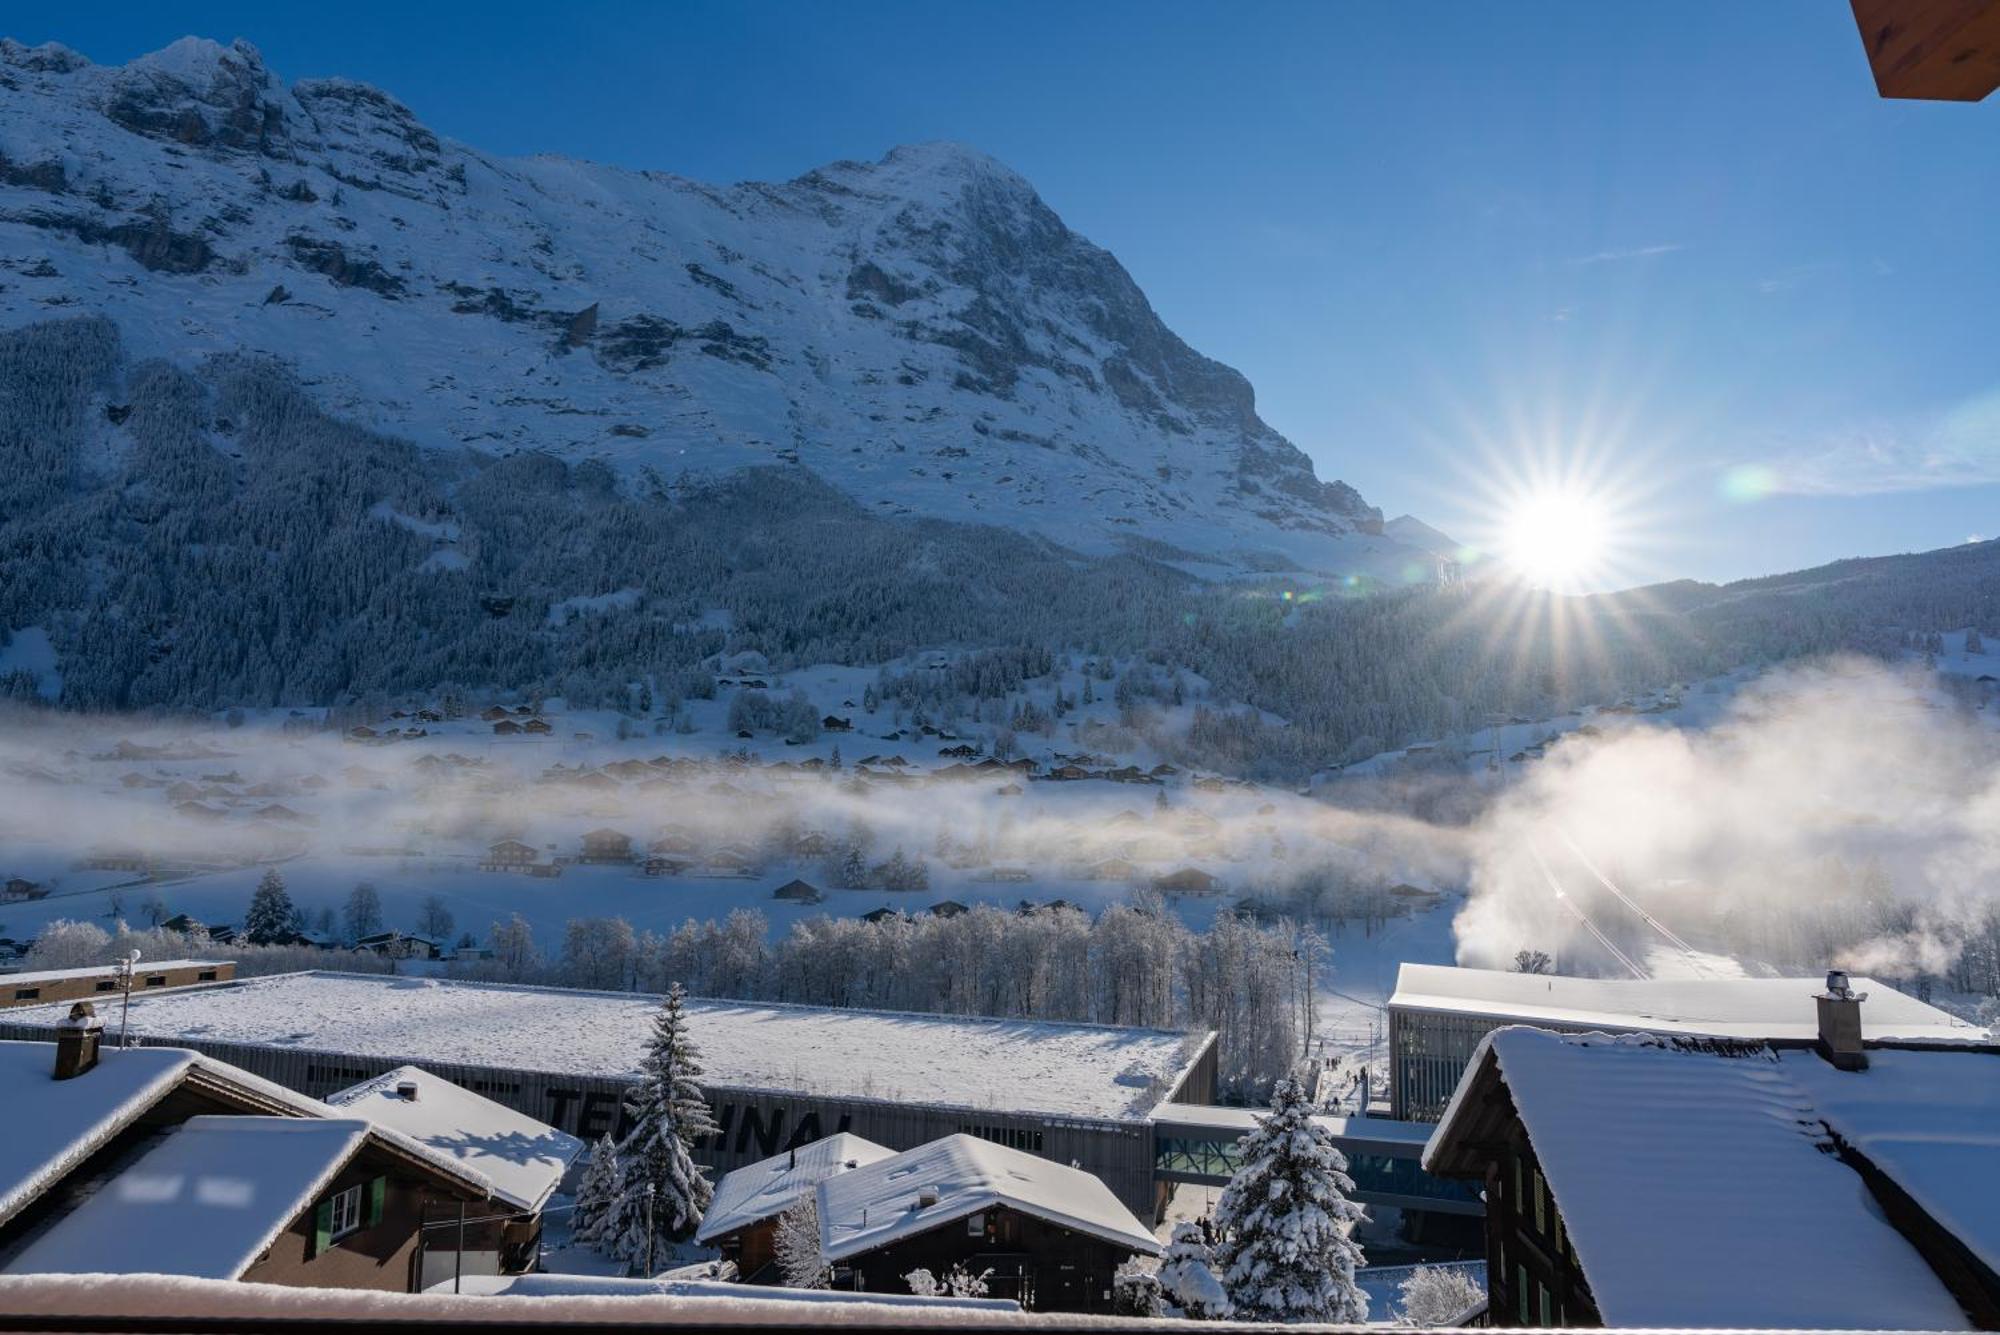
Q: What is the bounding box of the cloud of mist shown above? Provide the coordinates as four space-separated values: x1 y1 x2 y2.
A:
0 708 1467 939
1458 658 2000 986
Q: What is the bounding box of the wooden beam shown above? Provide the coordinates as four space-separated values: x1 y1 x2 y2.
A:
1852 0 2000 101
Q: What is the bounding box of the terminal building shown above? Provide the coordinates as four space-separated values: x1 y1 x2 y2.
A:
0 971 1216 1221
1387 963 1980 1120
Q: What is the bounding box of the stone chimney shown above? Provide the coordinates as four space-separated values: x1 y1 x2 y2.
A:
54 1001 103 1080
1816 969 1869 1071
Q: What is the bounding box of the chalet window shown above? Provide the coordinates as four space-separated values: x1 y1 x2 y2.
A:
1539 1283 1553 1327
1532 1169 1545 1233
144 975 167 987
197 970 218 981
328 1185 363 1240
94 980 116 992
12 988 37 1001
1516 1265 1530 1325
313 1177 386 1255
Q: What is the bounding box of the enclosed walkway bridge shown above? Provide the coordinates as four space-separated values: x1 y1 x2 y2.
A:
1150 1103 1481 1215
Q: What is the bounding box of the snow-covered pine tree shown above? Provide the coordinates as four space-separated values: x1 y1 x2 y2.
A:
243 868 298 945
773 1196 828 1289
569 1134 622 1250
604 982 720 1272
1212 1075 1368 1323
1157 1219 1232 1319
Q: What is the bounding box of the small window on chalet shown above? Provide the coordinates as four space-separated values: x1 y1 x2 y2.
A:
94 980 116 992
966 1212 985 1236
1532 1168 1546 1233
144 975 167 987
12 987 38 1001
197 970 217 981
315 1177 386 1253
328 1184 363 1240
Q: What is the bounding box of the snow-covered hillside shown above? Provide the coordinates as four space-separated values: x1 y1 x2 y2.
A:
0 35 1420 576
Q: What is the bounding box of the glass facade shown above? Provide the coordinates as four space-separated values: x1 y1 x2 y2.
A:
1154 1133 1481 1210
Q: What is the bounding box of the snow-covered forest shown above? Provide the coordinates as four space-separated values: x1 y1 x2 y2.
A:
7 317 2000 780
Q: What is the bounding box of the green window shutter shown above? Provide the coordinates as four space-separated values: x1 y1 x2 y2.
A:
312 1200 333 1257
365 1176 387 1227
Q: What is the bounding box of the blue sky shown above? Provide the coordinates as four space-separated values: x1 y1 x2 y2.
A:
24 2 2000 584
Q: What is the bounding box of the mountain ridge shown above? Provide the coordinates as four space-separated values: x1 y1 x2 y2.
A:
0 35 1426 578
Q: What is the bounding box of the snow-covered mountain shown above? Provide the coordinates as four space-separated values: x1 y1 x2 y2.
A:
0 35 1418 575
1384 514 1462 560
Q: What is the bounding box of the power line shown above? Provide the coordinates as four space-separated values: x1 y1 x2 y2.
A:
1525 837 1647 980
1553 826 1715 978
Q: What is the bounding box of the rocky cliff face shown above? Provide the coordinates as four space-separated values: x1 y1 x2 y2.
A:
0 36 1406 574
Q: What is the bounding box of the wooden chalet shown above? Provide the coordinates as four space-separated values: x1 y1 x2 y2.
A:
695 1133 894 1282
817 1134 1160 1312
772 878 824 904
490 719 522 736
1152 867 1221 897
1424 993 2000 1329
2 877 45 903
577 828 634 864
0 1024 497 1293
480 839 540 872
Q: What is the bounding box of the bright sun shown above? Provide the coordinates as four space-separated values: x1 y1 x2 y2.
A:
1501 487 1611 591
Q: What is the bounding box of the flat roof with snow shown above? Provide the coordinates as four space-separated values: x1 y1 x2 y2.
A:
1390 963 1978 1042
0 959 229 986
4 972 1209 1122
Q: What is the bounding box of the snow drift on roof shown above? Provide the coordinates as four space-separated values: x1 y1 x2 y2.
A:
6 972 1204 1121
326 1065 581 1212
1784 1047 2000 1284
697 1131 895 1243
1390 964 1976 1041
6 1117 369 1280
817 1133 1160 1262
1448 1028 1971 1330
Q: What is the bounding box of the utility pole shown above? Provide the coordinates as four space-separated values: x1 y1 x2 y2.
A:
115 950 139 1049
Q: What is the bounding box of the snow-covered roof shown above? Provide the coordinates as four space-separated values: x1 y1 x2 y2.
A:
7 1117 371 1280
817 1133 1161 1262
0 1042 198 1229
1390 963 1977 1042
325 1065 581 1213
1424 1027 1975 1330
1784 1047 2000 1283
0 959 229 987
696 1132 895 1244
6 972 1206 1122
